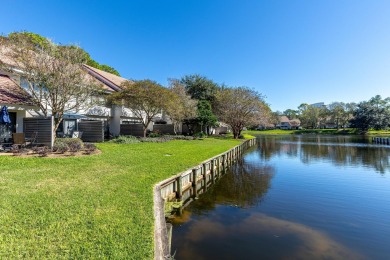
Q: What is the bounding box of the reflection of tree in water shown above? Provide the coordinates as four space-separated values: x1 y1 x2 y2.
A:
300 144 390 174
190 158 274 214
257 136 283 160
257 136 300 160
256 136 390 174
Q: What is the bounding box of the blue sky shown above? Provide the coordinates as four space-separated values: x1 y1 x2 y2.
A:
1 0 390 112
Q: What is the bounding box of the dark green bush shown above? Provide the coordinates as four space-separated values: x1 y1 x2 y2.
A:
194 132 207 139
148 129 162 138
148 132 161 138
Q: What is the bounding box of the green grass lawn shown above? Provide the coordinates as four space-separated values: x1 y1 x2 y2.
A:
366 129 390 136
0 138 241 259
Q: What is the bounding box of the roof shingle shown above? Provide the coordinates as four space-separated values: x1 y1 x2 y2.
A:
83 64 130 91
0 75 35 106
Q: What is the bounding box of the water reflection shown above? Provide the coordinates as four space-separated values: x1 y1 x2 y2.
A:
172 136 390 259
191 158 274 215
257 136 390 174
170 157 274 224
173 213 364 260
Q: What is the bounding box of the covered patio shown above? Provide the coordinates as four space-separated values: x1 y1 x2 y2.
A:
0 74 39 150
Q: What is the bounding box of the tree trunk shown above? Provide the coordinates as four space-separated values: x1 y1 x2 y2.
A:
173 121 178 135
233 127 241 139
143 126 148 137
52 116 63 144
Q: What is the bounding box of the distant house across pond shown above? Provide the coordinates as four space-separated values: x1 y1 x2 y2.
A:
277 116 301 130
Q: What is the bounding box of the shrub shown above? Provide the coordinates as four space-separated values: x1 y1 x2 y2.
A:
11 145 25 156
31 146 40 154
148 132 161 138
36 146 50 157
139 137 170 143
109 135 140 144
53 142 68 154
148 129 164 138
170 135 194 141
67 139 84 153
84 143 97 155
54 138 84 153
194 132 207 139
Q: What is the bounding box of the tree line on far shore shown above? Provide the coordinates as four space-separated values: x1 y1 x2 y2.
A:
275 95 390 132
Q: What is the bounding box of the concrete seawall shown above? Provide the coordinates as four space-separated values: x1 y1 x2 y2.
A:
153 138 257 260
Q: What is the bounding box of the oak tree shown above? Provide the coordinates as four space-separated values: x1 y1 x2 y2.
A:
112 79 176 137
165 79 198 134
352 95 390 131
214 86 268 139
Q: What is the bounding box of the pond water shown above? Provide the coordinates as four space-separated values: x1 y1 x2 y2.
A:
170 135 390 260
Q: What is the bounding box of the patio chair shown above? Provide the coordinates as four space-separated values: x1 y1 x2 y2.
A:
12 132 38 148
72 131 83 139
12 133 25 147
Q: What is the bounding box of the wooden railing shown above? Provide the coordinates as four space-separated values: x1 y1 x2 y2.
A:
372 137 390 145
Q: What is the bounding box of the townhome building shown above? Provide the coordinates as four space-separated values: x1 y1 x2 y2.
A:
0 48 164 146
277 116 301 130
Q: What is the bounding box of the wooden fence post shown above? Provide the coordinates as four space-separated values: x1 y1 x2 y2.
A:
203 163 208 191
192 169 198 197
176 176 182 199
211 159 215 184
